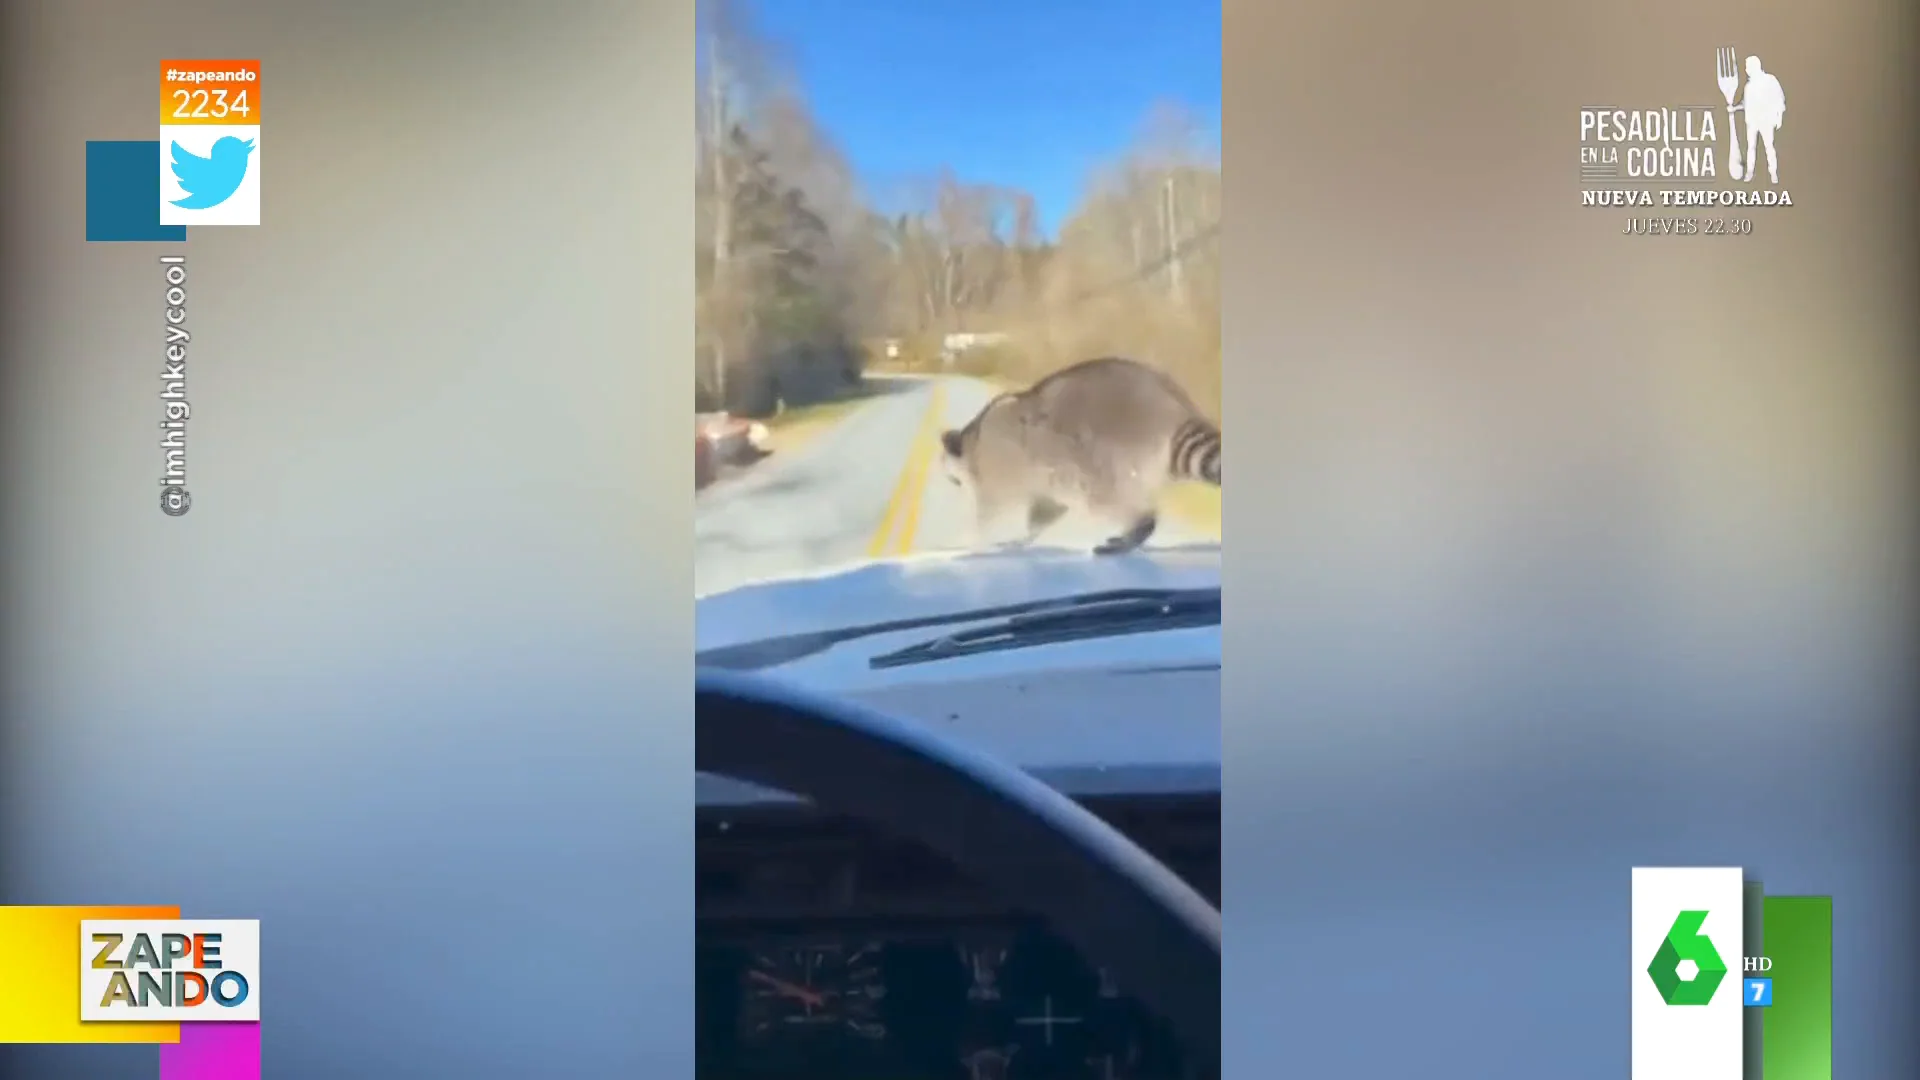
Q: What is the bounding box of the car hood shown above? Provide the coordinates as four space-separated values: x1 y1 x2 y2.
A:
695 542 1222 693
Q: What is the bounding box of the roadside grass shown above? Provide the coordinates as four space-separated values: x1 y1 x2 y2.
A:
760 398 866 454
759 377 903 454
1161 482 1221 539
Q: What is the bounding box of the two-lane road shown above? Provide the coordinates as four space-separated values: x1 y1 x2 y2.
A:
694 376 1210 597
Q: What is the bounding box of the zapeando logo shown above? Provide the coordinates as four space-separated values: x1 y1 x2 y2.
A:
1647 910 1728 1005
80 918 261 1022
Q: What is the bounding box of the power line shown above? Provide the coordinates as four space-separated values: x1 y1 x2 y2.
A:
1060 220 1220 309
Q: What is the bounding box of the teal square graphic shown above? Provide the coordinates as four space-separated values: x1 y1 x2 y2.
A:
86 140 187 243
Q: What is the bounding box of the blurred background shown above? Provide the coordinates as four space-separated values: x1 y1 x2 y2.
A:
1230 0 1916 1074
1 2 691 1076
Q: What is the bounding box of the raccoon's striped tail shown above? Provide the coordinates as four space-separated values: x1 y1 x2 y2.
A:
1169 416 1221 486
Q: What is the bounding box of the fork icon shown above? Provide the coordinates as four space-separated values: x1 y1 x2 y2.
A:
1715 46 1744 180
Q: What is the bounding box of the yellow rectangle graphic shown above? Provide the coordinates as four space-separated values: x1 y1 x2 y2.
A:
0 905 181 1043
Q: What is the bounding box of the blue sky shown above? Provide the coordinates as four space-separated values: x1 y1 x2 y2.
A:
748 0 1220 237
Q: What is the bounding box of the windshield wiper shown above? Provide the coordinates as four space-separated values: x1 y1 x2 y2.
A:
868 587 1220 670
694 587 1219 673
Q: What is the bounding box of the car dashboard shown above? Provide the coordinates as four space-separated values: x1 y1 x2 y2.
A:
696 793 1220 1080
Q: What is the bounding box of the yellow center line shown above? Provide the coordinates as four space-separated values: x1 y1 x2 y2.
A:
864 383 947 558
892 384 947 554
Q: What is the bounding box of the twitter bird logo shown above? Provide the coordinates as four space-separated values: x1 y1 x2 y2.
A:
169 136 254 210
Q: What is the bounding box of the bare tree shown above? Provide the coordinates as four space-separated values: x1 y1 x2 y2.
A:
695 0 882 413
696 0 793 409
690 4 1217 415
876 171 1039 341
1010 102 1220 414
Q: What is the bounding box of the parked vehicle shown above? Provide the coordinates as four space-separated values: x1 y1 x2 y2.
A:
695 431 717 489
695 412 770 490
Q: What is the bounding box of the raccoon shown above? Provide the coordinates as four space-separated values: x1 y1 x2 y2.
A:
938 357 1221 555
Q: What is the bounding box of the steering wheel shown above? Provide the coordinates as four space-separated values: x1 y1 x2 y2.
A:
696 670 1222 1068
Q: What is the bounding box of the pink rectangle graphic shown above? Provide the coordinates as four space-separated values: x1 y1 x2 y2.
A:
159 1022 260 1080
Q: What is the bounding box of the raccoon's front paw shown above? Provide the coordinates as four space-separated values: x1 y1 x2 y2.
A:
1093 514 1157 556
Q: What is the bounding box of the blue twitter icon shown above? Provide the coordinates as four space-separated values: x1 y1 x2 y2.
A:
169 136 254 210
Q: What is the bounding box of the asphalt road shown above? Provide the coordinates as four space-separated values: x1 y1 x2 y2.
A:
694 375 1210 598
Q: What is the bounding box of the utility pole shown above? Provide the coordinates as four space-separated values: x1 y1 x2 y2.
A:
1162 174 1186 305
706 32 732 408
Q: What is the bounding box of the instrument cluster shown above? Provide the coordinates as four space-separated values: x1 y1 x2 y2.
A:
696 920 1207 1080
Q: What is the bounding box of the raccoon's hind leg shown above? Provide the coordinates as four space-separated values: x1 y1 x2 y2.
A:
1094 512 1158 555
970 486 1033 549
1026 497 1068 536
1084 467 1158 555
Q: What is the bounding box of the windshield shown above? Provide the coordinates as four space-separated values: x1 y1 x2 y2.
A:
692 9 1222 645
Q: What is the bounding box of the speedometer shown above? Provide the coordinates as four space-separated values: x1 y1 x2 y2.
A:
739 943 887 1042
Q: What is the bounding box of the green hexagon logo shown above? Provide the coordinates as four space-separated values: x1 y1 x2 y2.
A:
1647 910 1727 1005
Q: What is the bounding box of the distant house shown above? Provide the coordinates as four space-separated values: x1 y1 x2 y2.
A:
939 331 1008 366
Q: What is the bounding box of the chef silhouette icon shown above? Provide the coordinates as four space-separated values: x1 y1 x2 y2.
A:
1735 55 1787 183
